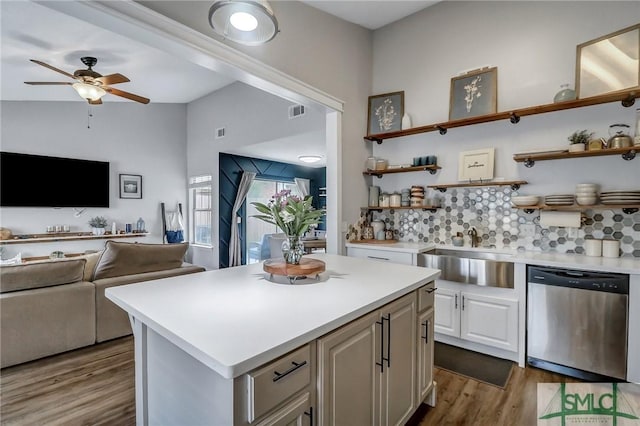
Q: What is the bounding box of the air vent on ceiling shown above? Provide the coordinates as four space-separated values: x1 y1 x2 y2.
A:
215 127 225 139
289 104 305 119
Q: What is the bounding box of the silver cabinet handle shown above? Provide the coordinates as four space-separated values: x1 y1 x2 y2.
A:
462 295 465 310
367 255 390 261
455 294 458 309
425 287 437 294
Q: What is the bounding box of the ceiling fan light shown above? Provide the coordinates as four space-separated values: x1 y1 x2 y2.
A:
72 82 106 101
209 0 278 46
298 155 322 164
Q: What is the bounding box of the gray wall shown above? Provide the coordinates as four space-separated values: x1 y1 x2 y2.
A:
369 1 640 254
187 82 326 269
140 0 374 234
0 101 188 257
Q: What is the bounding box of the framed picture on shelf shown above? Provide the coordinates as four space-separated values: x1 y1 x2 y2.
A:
367 91 404 135
576 24 640 99
458 148 495 182
119 174 142 199
449 67 497 121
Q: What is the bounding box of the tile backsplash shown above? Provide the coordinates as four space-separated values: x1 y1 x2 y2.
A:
372 187 640 258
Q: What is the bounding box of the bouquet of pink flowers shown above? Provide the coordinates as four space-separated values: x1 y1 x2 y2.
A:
252 190 324 237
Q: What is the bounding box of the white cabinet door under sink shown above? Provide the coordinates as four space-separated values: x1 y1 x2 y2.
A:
460 292 518 352
435 286 518 353
434 288 459 338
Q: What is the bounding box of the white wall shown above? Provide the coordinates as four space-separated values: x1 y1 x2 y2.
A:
139 0 374 239
370 1 640 199
187 82 326 269
0 101 188 258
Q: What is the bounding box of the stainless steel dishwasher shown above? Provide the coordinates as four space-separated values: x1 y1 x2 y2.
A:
527 266 629 381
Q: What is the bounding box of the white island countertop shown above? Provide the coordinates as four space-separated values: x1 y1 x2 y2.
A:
106 254 440 379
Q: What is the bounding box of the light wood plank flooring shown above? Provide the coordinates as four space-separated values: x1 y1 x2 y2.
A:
1 337 577 425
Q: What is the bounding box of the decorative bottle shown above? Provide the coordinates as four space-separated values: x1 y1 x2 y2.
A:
136 217 145 232
111 222 117 235
401 113 412 130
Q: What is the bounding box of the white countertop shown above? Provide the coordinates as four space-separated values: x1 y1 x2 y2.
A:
347 242 640 274
106 254 440 379
345 241 435 253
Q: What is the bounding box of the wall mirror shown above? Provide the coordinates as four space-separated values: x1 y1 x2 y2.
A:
576 24 640 98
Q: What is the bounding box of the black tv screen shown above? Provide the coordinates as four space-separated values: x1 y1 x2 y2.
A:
1 152 110 207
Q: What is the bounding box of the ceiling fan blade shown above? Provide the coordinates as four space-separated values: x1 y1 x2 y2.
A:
24 82 73 85
89 99 103 105
105 87 150 104
30 59 76 80
95 73 130 85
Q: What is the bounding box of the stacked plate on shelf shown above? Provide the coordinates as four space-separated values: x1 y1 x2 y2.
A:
545 194 575 206
600 190 640 205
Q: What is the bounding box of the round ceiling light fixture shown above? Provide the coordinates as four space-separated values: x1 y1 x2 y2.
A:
209 0 279 46
298 155 322 164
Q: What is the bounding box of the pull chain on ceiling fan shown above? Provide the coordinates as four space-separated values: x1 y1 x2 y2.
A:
24 56 150 105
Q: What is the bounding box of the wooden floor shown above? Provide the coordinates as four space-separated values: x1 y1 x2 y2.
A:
0 337 577 425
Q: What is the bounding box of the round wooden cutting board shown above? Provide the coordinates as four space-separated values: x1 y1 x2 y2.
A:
263 258 326 278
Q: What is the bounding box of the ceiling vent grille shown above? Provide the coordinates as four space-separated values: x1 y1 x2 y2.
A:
289 104 305 119
215 127 226 139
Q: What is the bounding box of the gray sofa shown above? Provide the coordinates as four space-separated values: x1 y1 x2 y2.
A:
0 241 205 368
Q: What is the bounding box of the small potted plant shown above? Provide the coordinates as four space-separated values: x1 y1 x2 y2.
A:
568 129 593 152
88 216 108 236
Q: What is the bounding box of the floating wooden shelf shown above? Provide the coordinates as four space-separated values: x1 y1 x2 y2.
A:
428 180 527 192
515 204 640 214
364 89 640 143
0 232 148 245
513 146 637 167
363 165 441 178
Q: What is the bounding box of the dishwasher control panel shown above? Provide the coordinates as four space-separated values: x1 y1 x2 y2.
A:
528 266 629 294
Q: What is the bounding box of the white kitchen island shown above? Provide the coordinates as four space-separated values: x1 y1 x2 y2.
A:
107 254 440 425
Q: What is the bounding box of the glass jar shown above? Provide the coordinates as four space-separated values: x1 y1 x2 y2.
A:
390 192 401 207
553 84 576 103
379 193 390 207
365 156 377 171
375 159 388 171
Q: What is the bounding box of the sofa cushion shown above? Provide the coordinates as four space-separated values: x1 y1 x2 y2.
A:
93 241 189 280
94 264 205 342
0 259 86 293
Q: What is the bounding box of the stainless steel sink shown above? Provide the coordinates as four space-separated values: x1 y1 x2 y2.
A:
418 249 514 288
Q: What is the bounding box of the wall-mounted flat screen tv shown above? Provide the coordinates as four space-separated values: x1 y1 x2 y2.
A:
0 152 110 207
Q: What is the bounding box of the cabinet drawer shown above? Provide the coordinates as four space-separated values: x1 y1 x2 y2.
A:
347 247 413 265
418 281 436 312
247 344 312 423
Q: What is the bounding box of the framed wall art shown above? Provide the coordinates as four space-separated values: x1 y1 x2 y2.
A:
119 174 142 199
367 91 404 135
576 24 640 99
458 148 495 182
449 67 497 121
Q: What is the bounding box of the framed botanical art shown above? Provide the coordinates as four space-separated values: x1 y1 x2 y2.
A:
576 24 640 99
119 174 142 199
449 67 497 121
367 91 404 135
458 148 495 182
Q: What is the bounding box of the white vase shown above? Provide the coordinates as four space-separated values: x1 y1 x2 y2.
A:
401 113 412 130
92 227 106 236
568 144 585 152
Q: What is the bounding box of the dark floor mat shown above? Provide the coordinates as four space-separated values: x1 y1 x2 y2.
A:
434 342 514 388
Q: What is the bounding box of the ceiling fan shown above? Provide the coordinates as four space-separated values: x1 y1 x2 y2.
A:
24 56 150 105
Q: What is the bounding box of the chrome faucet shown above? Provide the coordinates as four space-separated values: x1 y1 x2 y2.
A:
468 227 480 248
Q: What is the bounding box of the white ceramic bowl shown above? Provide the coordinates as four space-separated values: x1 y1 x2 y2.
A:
576 197 597 205
575 190 597 196
511 196 540 206
576 184 598 191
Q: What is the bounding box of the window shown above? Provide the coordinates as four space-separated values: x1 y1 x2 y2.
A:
189 175 213 246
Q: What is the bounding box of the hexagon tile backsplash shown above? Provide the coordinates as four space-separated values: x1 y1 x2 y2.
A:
372 187 640 258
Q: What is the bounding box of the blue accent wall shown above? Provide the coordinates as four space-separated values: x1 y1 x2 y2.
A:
219 153 326 268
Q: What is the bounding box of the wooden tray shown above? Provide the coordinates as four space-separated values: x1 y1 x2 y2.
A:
348 239 398 244
263 258 326 278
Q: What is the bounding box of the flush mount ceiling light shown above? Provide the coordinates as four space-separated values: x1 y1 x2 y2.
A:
298 155 322 164
208 0 279 46
72 82 106 101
